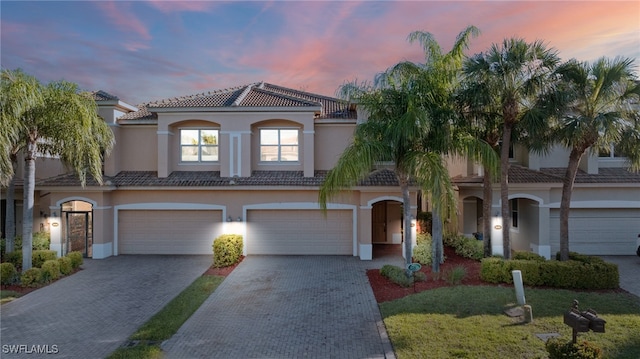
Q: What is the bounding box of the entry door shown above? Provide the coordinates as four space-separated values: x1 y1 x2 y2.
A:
372 202 387 243
65 211 92 257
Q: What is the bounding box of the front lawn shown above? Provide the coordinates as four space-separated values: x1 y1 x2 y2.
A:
380 286 640 358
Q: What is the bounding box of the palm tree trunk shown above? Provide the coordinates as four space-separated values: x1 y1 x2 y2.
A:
500 124 512 259
400 177 413 277
482 170 493 257
431 207 443 273
4 156 18 253
22 143 36 270
559 148 583 261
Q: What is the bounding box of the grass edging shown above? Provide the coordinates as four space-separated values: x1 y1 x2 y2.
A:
107 275 224 359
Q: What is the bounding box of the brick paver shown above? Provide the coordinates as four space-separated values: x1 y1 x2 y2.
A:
0 255 212 359
162 256 397 359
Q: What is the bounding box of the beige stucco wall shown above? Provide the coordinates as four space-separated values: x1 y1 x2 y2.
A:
314 123 355 170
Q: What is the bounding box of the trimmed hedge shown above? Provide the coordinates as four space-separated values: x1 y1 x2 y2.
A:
41 259 61 282
480 255 619 290
513 251 546 262
443 233 483 261
212 234 243 268
67 251 84 269
21 268 44 287
1 262 18 285
32 250 58 268
58 256 73 275
413 233 433 265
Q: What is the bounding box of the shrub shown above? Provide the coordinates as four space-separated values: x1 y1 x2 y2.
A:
513 251 546 261
380 264 414 287
32 231 51 250
1 262 18 285
67 251 84 269
480 257 510 283
58 256 73 275
32 250 58 268
445 265 467 285
4 250 23 271
509 260 544 286
443 233 483 260
41 259 61 282
212 234 243 268
415 232 432 245
21 268 44 287
546 338 602 359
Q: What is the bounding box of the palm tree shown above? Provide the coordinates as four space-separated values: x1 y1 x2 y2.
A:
551 57 640 261
320 26 496 274
1 69 115 270
463 38 560 259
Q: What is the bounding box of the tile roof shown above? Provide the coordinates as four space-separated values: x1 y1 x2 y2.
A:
119 82 356 121
453 165 640 184
36 169 400 188
91 90 119 101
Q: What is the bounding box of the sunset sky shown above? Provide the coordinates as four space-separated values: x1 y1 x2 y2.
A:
2 1 639 105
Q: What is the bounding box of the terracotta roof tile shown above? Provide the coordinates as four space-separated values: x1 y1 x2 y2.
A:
119 82 355 122
453 165 640 184
91 90 119 101
36 169 400 188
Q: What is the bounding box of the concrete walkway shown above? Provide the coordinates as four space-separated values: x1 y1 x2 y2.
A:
0 255 212 359
162 256 397 359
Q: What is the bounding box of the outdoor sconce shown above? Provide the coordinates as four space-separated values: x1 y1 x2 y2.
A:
237 217 242 222
227 216 233 222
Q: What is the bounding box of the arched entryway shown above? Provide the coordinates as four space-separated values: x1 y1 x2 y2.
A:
60 200 93 258
371 200 403 259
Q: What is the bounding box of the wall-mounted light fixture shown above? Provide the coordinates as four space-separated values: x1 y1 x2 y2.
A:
227 216 233 222
52 211 57 218
237 217 242 222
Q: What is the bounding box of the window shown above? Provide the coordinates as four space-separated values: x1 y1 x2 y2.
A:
180 129 219 162
510 199 519 228
260 129 299 162
599 143 627 158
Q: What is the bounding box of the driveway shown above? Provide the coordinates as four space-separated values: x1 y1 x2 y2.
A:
0 255 212 359
599 255 640 298
162 256 396 359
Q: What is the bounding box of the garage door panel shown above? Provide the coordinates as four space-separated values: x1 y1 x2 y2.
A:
119 210 222 255
247 210 352 255
550 209 639 255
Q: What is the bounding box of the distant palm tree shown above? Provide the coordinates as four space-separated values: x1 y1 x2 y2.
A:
321 26 496 274
551 57 640 261
463 39 560 258
1 69 115 270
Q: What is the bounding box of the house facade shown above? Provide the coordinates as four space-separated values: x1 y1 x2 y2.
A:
2 82 638 260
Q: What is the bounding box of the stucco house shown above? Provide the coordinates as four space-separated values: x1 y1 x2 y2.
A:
2 82 638 260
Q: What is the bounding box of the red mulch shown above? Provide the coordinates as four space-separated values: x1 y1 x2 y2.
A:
367 246 487 303
202 256 244 277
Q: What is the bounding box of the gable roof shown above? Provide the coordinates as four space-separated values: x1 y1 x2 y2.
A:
453 165 640 184
119 82 355 121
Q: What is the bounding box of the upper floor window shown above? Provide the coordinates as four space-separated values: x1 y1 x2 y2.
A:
599 143 627 158
260 128 299 162
180 129 219 162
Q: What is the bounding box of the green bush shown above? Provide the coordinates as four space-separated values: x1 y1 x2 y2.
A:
67 251 83 269
20 268 44 287
546 338 602 359
57 256 73 275
416 232 432 245
556 251 605 265
380 264 414 287
1 262 18 285
212 234 243 268
32 232 51 250
480 257 619 290
443 233 483 260
4 250 23 270
41 259 61 282
413 233 433 266
32 250 58 268
445 265 467 285
513 251 546 261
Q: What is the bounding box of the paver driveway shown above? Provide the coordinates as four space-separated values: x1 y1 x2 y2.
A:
162 256 396 359
0 255 212 359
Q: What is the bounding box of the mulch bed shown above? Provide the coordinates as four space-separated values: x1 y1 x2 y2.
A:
202 256 244 277
367 246 486 303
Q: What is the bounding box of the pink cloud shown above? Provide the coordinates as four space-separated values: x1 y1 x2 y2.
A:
94 1 152 42
145 0 218 13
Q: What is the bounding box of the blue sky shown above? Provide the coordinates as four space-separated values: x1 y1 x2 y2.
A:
2 1 639 105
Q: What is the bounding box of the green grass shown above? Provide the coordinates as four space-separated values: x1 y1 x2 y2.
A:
0 290 22 304
107 275 224 359
379 286 640 359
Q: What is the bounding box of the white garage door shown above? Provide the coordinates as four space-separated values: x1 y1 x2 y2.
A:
550 208 640 255
118 210 222 254
247 209 353 255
